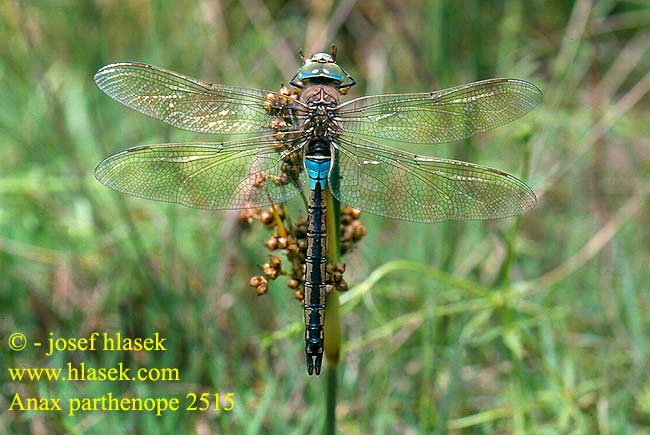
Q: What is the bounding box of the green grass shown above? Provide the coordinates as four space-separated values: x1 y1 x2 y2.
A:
2 0 650 433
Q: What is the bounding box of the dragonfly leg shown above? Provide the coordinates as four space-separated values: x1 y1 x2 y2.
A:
290 72 304 89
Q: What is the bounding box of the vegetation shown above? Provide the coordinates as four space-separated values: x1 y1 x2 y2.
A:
1 0 649 433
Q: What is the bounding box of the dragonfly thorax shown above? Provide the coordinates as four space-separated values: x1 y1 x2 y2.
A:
300 84 340 106
299 85 341 140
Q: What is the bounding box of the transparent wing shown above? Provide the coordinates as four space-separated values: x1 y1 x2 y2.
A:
94 62 302 134
336 78 542 144
329 134 536 222
95 135 307 210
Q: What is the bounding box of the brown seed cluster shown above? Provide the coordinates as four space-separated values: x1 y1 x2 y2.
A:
326 263 348 293
340 207 366 255
243 204 366 304
239 206 282 227
262 85 305 188
242 206 306 300
262 84 296 114
248 275 268 296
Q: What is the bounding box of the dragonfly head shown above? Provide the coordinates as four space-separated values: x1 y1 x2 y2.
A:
291 52 356 93
297 53 346 85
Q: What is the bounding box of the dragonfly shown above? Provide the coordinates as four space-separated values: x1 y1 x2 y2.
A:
94 46 541 376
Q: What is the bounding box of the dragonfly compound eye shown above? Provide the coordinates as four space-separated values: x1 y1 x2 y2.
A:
297 61 346 85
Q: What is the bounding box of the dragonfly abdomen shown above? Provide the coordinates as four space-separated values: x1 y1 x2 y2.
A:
303 141 331 375
304 180 327 375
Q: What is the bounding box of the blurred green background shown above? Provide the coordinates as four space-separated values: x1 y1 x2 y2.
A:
1 0 649 433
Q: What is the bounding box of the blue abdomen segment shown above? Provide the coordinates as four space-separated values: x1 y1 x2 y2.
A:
305 158 331 190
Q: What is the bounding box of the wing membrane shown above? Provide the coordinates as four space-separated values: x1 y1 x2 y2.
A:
94 62 299 135
329 134 536 222
95 136 306 209
336 78 542 144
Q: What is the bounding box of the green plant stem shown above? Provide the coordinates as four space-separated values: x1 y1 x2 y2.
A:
495 139 532 287
324 360 338 435
324 187 341 435
324 287 342 370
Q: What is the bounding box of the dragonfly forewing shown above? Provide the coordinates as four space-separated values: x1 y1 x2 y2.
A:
335 78 542 144
95 135 307 210
94 62 302 135
329 133 536 222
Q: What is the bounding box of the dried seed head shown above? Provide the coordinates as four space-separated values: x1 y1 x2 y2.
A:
249 275 267 287
261 255 283 280
269 119 290 130
262 263 280 280
239 209 256 225
273 174 289 185
287 243 300 257
351 221 367 240
256 283 269 295
262 263 274 277
254 172 268 188
263 100 275 112
295 219 308 237
277 236 288 249
265 237 278 250
269 255 282 268
260 210 274 225
292 268 305 283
